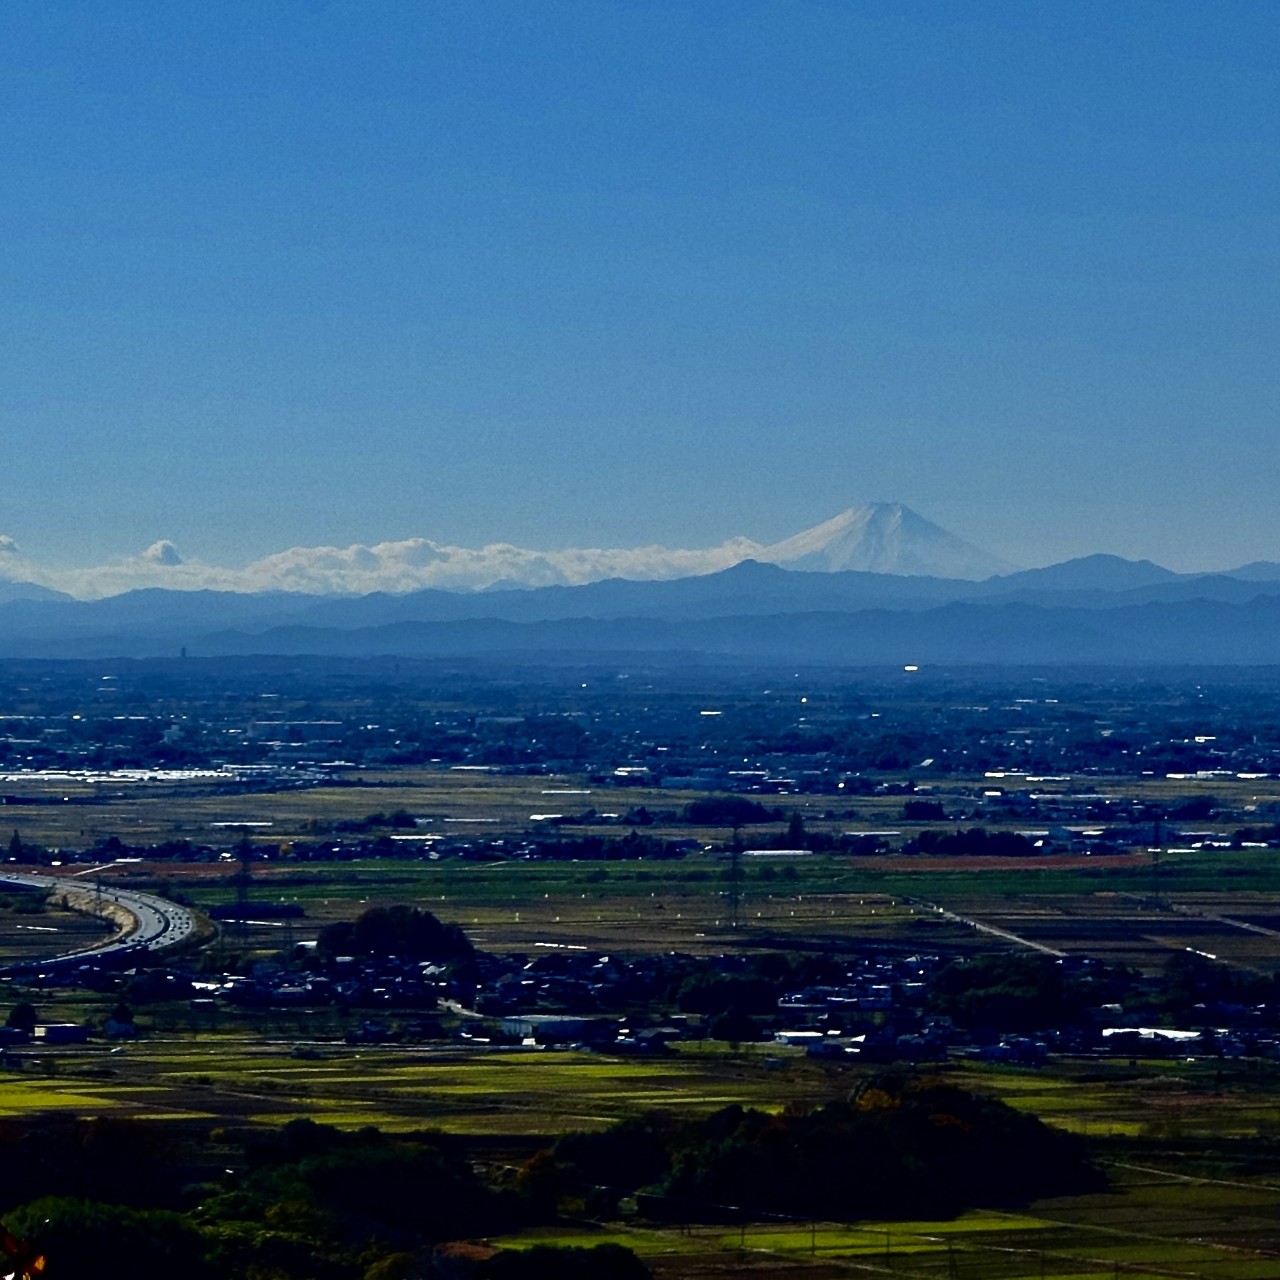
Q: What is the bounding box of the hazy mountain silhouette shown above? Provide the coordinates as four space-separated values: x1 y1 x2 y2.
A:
981 554 1180 593
3 528 1280 664
1224 561 1280 582
0 578 71 604
184 596 1280 666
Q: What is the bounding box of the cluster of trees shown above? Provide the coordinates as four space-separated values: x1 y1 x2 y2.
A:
10 831 214 865
540 1074 1101 1221
5 830 51 864
331 809 420 834
905 827 1038 857
928 954 1103 1032
1228 823 1280 847
682 797 785 826
512 832 690 861
926 951 1280 1034
316 906 474 965
1153 950 1280 1017
0 1116 650 1280
672 953 840 1018
902 798 946 820
672 952 844 1041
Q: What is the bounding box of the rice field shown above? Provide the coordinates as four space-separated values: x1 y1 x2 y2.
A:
6 1026 1280 1276
492 1172 1280 1280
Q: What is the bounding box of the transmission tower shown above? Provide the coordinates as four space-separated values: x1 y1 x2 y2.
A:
234 836 253 947
727 826 744 930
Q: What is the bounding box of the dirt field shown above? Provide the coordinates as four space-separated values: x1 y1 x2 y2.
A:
0 890 114 963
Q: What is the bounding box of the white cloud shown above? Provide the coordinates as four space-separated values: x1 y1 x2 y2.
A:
0 536 54 592
23 534 769 599
0 507 1019 599
142 540 183 566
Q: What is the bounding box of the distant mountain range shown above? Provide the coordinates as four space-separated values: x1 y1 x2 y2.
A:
0 579 70 605
2 541 1280 665
0 503 1011 598
3 503 1276 604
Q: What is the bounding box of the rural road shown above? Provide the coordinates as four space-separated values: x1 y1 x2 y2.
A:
902 896 1067 957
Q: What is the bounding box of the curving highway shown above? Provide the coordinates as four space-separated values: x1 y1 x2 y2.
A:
0 871 198 971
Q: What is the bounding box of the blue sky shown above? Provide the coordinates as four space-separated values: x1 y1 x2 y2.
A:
2 0 1276 576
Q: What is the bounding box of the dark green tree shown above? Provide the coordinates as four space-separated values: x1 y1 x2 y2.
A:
6 1002 37 1034
316 905 473 963
5 1197 209 1280
786 811 807 845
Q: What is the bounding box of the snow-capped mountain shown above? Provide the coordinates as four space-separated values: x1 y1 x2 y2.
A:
761 503 1016 580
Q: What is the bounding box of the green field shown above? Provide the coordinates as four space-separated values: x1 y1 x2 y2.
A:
5 768 1280 1276
7 1009 1280 1277
64 842 1280 971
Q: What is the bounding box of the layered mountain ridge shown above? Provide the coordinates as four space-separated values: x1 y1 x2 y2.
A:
1 549 1279 665
1 504 1276 664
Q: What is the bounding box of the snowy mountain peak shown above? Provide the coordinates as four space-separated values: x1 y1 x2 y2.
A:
760 503 1016 580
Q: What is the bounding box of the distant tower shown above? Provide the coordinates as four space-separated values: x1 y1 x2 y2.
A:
235 836 253 944
1151 812 1163 906
727 827 744 930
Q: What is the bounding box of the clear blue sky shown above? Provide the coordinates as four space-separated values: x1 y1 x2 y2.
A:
2 0 1276 572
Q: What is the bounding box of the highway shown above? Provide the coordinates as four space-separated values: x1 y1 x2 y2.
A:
0 871 198 970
